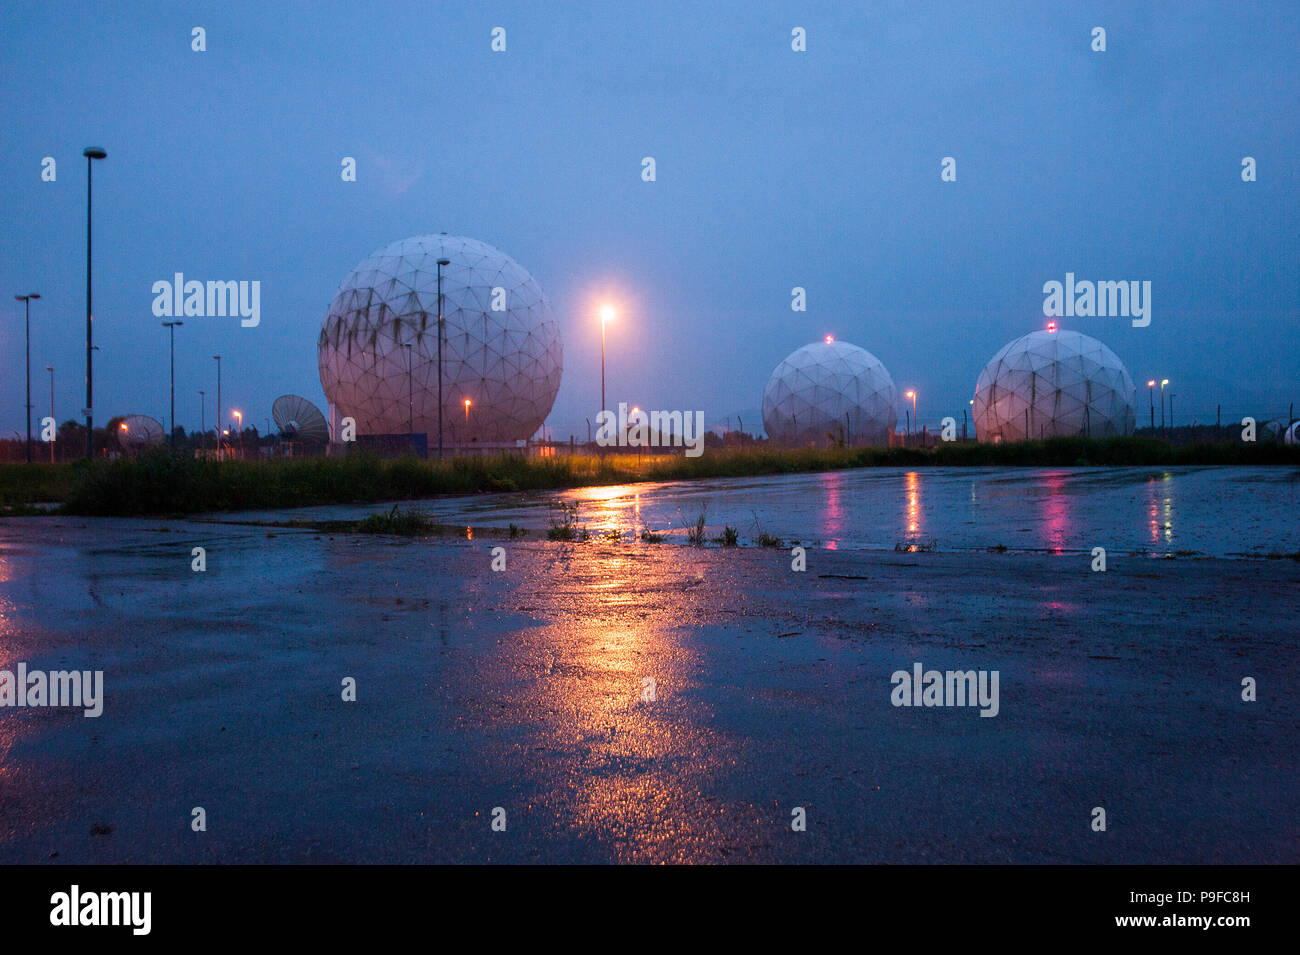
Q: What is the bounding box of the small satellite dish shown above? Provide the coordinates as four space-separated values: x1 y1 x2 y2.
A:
272 395 329 445
117 414 166 451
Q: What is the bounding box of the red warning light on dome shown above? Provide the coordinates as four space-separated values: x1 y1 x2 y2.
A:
1046 321 1057 333
824 334 834 344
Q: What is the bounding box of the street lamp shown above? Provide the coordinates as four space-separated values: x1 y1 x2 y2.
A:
600 305 615 423
404 342 413 442
45 365 54 463
464 397 471 425
213 356 222 453
1147 380 1156 430
14 293 40 462
1160 378 1169 430
905 390 917 437
233 409 242 455
1169 394 1176 430
436 257 450 460
162 320 183 446
83 146 107 459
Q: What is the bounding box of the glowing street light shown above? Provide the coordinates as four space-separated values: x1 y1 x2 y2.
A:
905 390 917 436
1147 380 1156 430
599 305 615 424
1160 378 1169 430
464 397 471 424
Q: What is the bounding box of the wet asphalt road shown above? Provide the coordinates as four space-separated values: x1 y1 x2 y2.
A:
0 516 1295 863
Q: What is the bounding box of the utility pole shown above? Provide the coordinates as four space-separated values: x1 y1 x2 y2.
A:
162 321 183 446
83 147 107 459
46 365 54 462
14 293 40 462
213 356 222 453
436 257 449 460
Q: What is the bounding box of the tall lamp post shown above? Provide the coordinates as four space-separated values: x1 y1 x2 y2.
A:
162 320 183 446
1168 394 1176 431
905 390 917 439
45 365 54 462
14 293 40 462
599 305 615 423
83 147 106 459
435 258 450 460
1147 380 1156 430
1160 378 1169 431
213 355 222 453
404 341 413 443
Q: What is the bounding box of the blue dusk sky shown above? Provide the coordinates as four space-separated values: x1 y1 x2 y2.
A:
1 0 1297 439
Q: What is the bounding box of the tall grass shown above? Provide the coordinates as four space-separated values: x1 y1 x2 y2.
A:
1 436 1291 517
0 463 77 506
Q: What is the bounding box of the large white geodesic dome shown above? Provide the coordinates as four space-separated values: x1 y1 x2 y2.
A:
318 235 563 445
972 328 1136 442
761 340 899 446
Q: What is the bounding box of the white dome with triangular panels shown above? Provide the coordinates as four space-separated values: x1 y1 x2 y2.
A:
973 328 1136 441
318 235 563 444
761 340 899 446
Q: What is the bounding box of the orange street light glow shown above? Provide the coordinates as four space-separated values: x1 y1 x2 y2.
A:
1147 380 1156 387
600 305 615 322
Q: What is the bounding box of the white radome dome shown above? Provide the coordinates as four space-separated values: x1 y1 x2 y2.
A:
318 235 563 444
973 328 1136 442
762 340 899 446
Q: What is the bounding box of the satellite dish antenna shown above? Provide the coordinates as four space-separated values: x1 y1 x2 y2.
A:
272 395 330 445
117 414 166 451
